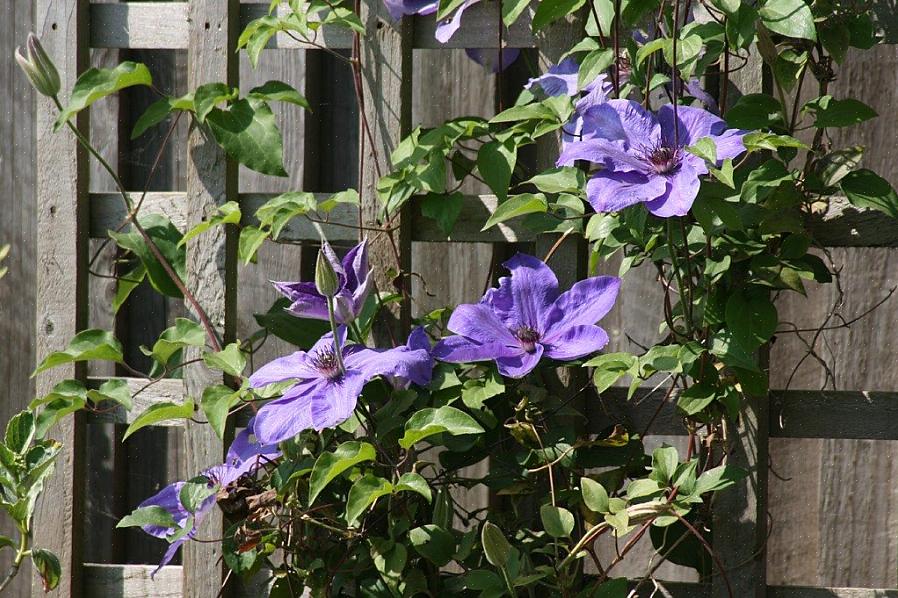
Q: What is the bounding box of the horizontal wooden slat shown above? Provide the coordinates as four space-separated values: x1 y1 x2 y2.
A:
769 587 898 598
769 390 898 440
83 564 181 598
85 377 185 426
808 196 898 247
90 192 534 243
90 2 537 50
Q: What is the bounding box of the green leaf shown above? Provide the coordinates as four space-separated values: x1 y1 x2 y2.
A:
726 291 777 350
803 96 877 128
201 385 241 440
34 329 124 375
410 524 456 566
460 368 505 410
113 263 146 314
481 521 511 568
203 343 247 377
710 331 760 373
841 169 898 219
109 213 186 298
725 94 786 130
206 98 287 177
540 504 575 538
399 406 485 449
238 226 269 264
395 472 432 503
248 80 311 111
627 478 663 499
180 476 218 514
502 0 531 26
344 474 392 523
32 548 61 592
578 49 615 89
595 577 628 598
35 398 85 438
482 193 548 231
581 477 610 513
710 0 740 16
86 378 132 410
526 167 586 194
420 192 464 237
651 446 679 484
179 201 241 247
254 298 331 349
55 62 152 130
131 98 175 139
308 441 376 504
6 411 35 453
123 399 195 440
677 382 717 416
477 140 516 201
687 137 717 164
194 82 239 122
150 318 207 365
759 0 816 41
585 352 636 393
117 505 178 529
532 0 586 31
694 465 747 495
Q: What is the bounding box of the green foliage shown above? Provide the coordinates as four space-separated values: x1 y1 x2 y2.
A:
55 62 152 130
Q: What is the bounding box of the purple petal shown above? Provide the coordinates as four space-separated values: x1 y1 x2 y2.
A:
557 137 646 172
311 371 366 430
606 99 661 146
435 0 479 43
447 303 519 346
466 48 521 73
152 536 188 578
488 253 560 330
253 379 323 444
343 345 433 386
248 350 315 388
495 344 544 378
384 0 438 19
543 325 610 360
226 418 281 468
274 281 330 321
342 240 368 293
584 170 668 213
138 482 189 539
685 78 719 114
406 326 431 352
658 104 727 148
710 128 747 162
644 162 702 217
525 57 580 97
432 335 522 365
543 276 620 339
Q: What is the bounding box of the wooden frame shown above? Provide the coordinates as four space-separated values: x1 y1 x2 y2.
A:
30 1 898 597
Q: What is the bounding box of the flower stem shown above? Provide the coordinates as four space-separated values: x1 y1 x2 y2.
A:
326 298 346 374
0 528 29 593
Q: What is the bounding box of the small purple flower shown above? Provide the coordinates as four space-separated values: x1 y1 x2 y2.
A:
273 240 372 324
139 420 279 576
383 0 438 20
557 100 746 217
465 48 521 73
432 254 620 378
248 328 432 444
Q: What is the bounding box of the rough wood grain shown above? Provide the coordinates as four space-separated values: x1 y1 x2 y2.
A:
83 564 182 598
183 1 238 596
359 0 412 341
0 1 36 595
32 2 90 597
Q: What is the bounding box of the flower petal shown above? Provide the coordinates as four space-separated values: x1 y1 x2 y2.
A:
557 137 645 172
432 335 521 364
644 162 702 217
248 350 315 388
273 281 330 321
311 371 366 430
138 481 189 539
435 0 479 43
525 57 580 97
585 170 668 213
344 345 433 386
226 418 281 469
384 0 438 19
607 99 661 146
253 379 322 444
152 536 188 579
542 276 620 339
542 325 609 360
447 303 518 346
342 240 368 293
495 344 544 378
485 253 560 330
710 128 746 162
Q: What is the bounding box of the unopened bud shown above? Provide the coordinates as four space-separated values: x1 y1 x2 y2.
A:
315 242 340 298
15 33 60 97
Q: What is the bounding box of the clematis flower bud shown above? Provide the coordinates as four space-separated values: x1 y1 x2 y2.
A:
15 33 60 97
314 242 340 299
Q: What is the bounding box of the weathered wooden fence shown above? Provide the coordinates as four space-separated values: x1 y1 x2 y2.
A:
1 0 897 597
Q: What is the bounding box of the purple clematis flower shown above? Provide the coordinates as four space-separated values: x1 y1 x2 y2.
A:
434 0 480 43
557 100 746 217
383 0 438 19
386 327 434 389
432 254 620 378
273 240 372 324
139 420 279 576
248 328 432 444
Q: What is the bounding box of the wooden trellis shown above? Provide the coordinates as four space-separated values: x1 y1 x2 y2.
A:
31 1 898 597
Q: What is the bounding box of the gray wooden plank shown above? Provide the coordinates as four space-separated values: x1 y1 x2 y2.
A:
84 377 186 426
769 588 898 598
83 564 182 598
183 1 239 596
770 391 898 440
359 0 413 341
32 2 90 597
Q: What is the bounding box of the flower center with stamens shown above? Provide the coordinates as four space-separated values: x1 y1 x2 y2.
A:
312 348 343 380
515 326 541 353
642 144 681 175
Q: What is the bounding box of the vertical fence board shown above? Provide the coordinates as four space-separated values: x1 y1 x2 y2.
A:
184 1 239 596
32 1 90 597
359 0 412 341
